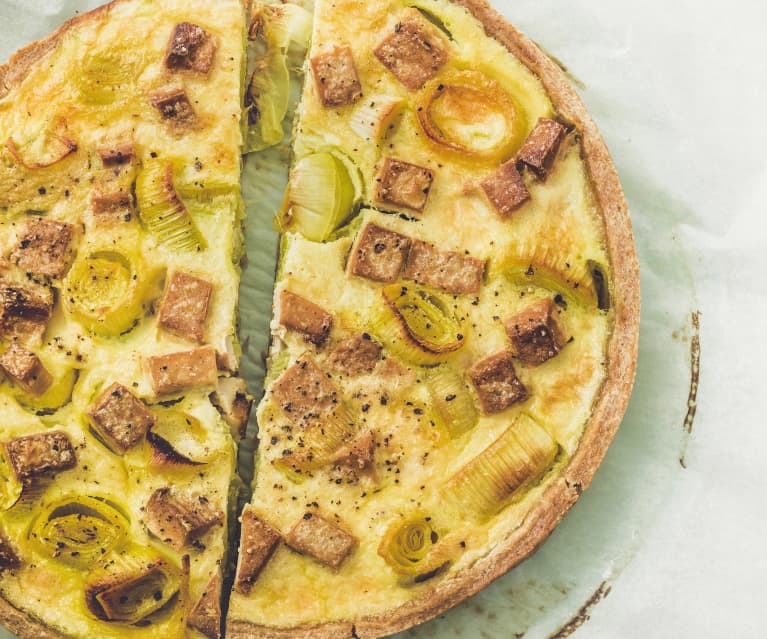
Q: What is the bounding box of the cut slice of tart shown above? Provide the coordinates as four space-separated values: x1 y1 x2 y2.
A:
0 2 249 638
227 0 638 638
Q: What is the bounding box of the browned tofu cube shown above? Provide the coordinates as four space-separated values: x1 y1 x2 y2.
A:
158 271 213 344
285 513 356 570
331 429 376 471
516 117 567 180
189 572 222 639
150 87 197 128
11 218 75 278
375 158 434 215
165 22 217 74
327 334 382 376
4 431 76 481
234 507 281 595
97 142 135 167
91 191 134 223
468 351 528 414
278 290 333 348
86 382 155 453
147 346 218 395
403 239 486 295
0 344 52 397
210 376 252 441
311 46 363 108
347 223 411 284
270 355 339 427
145 488 223 551
505 298 566 366
374 9 448 91
481 161 531 218
0 532 19 570
0 281 52 344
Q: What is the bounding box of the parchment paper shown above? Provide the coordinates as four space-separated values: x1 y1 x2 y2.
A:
1 1 764 638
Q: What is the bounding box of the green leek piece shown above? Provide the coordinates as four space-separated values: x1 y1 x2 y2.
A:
426 366 478 437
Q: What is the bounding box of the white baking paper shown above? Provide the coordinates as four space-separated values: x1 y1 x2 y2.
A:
1 1 764 638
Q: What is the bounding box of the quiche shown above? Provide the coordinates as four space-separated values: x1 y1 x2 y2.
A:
0 1 639 639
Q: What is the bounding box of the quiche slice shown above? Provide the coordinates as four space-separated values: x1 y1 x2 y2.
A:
228 0 638 637
0 1 249 638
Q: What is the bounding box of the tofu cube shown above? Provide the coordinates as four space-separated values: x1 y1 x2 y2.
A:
86 382 155 453
145 488 223 551
234 507 281 594
97 142 135 167
347 223 411 284
468 351 528 414
4 431 76 480
270 355 339 427
311 46 363 108
0 282 52 344
481 161 531 218
150 87 197 127
327 334 382 376
158 271 213 343
375 157 434 214
278 290 333 348
505 298 566 366
374 9 448 91
91 191 133 224
165 22 217 74
403 239 486 295
285 512 356 570
516 117 567 180
189 573 222 639
0 344 52 397
147 346 218 395
12 217 75 278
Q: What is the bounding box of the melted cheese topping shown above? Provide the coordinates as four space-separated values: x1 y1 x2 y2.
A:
0 2 246 637
231 0 611 629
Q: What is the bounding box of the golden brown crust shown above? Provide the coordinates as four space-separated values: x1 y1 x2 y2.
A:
0 594 71 639
230 0 639 637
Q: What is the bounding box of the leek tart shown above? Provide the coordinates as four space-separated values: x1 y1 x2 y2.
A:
0 0 639 638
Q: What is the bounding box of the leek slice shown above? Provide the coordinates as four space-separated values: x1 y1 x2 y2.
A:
27 495 129 568
281 152 357 241
12 367 77 415
0 451 23 511
148 408 209 467
75 50 141 105
63 249 150 337
85 544 183 624
378 514 455 580
369 285 464 365
443 414 558 520
426 366 478 437
136 162 203 251
246 2 312 151
503 256 598 308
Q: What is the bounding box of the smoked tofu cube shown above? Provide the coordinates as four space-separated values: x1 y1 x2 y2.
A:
234 507 281 595
285 513 356 570
516 117 567 180
91 191 133 223
0 282 52 344
165 22 217 74
270 355 339 427
86 382 155 453
278 290 333 348
347 223 411 284
375 158 434 215
97 142 135 167
158 271 213 343
468 351 528 414
11 218 75 278
311 46 363 107
147 346 218 395
4 431 76 480
505 298 566 366
374 9 448 91
327 334 382 376
0 344 52 397
481 161 531 218
150 87 197 128
189 572 223 639
403 239 486 295
145 487 223 551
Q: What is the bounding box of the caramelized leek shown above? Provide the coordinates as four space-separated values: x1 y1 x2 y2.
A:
85 544 183 624
27 495 129 567
426 366 478 437
148 408 209 467
281 152 358 241
0 451 22 511
370 285 464 365
6 133 76 170
443 414 558 520
378 514 454 580
136 162 203 251
63 249 150 337
12 367 77 414
503 255 597 308
416 70 525 162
